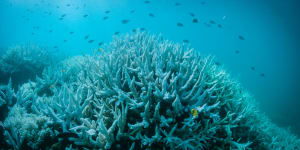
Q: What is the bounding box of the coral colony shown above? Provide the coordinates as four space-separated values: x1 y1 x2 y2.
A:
0 32 299 149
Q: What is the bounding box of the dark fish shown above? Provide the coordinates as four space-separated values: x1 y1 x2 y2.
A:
149 13 155 17
189 12 195 17
105 10 110 14
217 24 222 28
66 4 71 7
183 40 189 43
114 31 120 35
121 19 130 24
49 30 53 33
192 18 198 23
64 40 67 42
84 35 89 40
31 32 35 35
251 66 255 71
59 17 64 20
130 10 135 13
98 42 103 46
175 2 181 6
61 14 66 17
238 35 245 40
215 62 221 66
235 50 240 54
144 0 150 4
83 14 88 18
177 22 183 27
88 40 94 43
56 6 60 9
132 29 136 32
53 46 58 48
69 31 74 34
260 73 265 77
140 28 146 31
201 1 206 5
103 16 108 20
209 20 216 24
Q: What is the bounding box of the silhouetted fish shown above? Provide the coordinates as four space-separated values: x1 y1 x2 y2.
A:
260 73 265 77
49 30 53 33
84 35 89 40
238 35 245 40
105 10 110 14
149 13 155 17
251 67 255 71
175 2 181 6
201 1 206 5
88 40 94 43
66 4 71 7
98 42 103 46
61 14 66 17
177 22 183 27
103 16 108 20
83 14 88 18
209 20 216 24
192 18 198 23
132 29 136 32
64 40 67 42
69 31 74 34
235 50 240 54
59 18 64 20
114 31 120 35
140 28 146 31
121 19 130 24
53 46 58 49
144 0 150 4
189 12 195 17
130 10 135 13
183 40 189 43
217 24 222 28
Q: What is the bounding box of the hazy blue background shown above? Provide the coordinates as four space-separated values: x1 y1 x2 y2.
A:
0 0 299 135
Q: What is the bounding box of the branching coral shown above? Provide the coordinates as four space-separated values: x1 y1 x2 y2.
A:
2 32 300 150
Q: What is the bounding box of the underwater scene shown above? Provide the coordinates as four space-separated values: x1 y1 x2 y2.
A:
0 0 300 149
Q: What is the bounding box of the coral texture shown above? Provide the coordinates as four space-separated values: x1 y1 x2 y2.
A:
2 32 300 149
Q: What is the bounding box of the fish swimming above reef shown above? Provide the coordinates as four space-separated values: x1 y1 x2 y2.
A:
149 13 155 17
192 18 198 23
83 14 88 18
238 35 245 40
103 16 108 20
105 10 110 14
121 19 130 24
183 39 189 43
88 40 94 43
84 35 89 40
177 22 183 27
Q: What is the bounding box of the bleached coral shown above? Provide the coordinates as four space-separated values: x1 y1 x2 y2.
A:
2 31 300 149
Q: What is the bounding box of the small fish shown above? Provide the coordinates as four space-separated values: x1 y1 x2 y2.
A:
235 50 240 54
83 14 88 18
209 20 216 24
98 42 103 46
260 73 265 77
49 30 53 33
144 0 150 4
64 40 67 42
130 10 135 13
61 14 66 17
215 62 221 66
114 31 120 35
251 66 255 71
238 35 245 40
103 16 108 20
121 19 130 24
59 17 64 20
105 10 110 14
192 18 198 23
191 108 198 118
201 1 206 5
149 13 155 17
88 40 94 43
132 29 136 32
69 31 74 34
217 24 222 28
175 2 181 6
84 35 89 40
177 22 183 27
189 12 195 17
183 39 189 43
66 4 71 7
53 46 58 48
140 28 146 31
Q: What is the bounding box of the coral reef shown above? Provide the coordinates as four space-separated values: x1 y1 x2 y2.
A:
2 32 300 149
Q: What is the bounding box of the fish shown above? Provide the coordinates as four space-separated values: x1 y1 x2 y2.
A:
114 31 120 35
84 35 89 40
183 39 189 43
175 2 181 6
59 18 64 20
121 19 130 24
98 42 103 46
83 14 88 18
251 66 255 71
215 62 221 66
191 108 198 118
149 13 155 17
69 31 74 34
103 16 108 20
209 20 216 24
192 18 198 23
61 14 66 17
88 40 94 43
144 0 150 4
53 46 58 49
64 40 67 42
260 73 265 77
49 29 53 33
201 1 206 5
235 50 240 54
238 35 245 40
217 24 222 28
132 29 136 32
105 10 110 14
140 28 146 31
66 4 71 7
130 10 135 13
177 22 183 27
189 12 195 17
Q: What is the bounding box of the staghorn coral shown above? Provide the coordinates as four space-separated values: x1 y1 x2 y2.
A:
2 31 300 149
